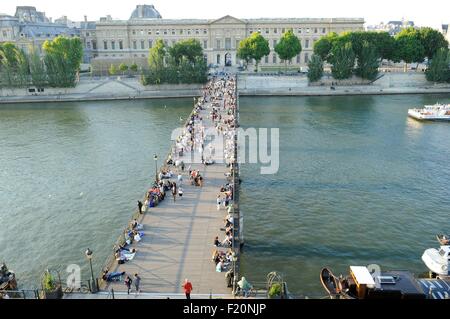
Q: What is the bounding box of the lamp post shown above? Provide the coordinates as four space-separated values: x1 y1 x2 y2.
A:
232 252 238 296
85 248 97 293
154 154 158 182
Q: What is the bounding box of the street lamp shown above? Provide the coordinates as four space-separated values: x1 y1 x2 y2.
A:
85 248 97 293
232 252 238 295
154 154 158 182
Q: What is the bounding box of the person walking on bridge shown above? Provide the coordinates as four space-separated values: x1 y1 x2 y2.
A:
137 201 143 214
182 279 193 299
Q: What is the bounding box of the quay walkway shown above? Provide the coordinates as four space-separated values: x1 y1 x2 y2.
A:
102 77 240 297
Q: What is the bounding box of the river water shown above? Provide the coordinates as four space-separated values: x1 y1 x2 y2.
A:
1 94 449 295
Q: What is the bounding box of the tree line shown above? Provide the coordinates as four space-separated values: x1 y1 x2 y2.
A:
0 36 83 88
141 39 208 85
235 27 449 83
309 27 449 83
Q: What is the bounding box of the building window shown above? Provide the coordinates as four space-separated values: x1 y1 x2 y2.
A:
179 29 183 35
236 39 240 49
141 40 145 49
196 29 199 34
273 40 277 48
172 30 175 35
304 53 309 63
103 41 108 50
322 28 326 34
203 40 208 49
306 28 310 33
249 29 253 35
149 40 153 48
86 32 90 37
305 39 309 48
225 38 231 50
265 28 269 34
265 55 269 64
216 39 220 50
163 30 167 35
132 30 136 35
314 28 318 33
111 41 116 50
204 29 207 34
156 30 160 35
133 41 137 50
148 31 152 35
298 28 302 34
86 42 91 49
119 40 123 50
92 40 97 50
273 28 277 34
273 54 277 64
188 29 191 35
296 54 300 63
141 30 144 35
217 54 220 64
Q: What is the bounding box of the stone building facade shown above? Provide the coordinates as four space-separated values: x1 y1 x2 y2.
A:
93 13 364 68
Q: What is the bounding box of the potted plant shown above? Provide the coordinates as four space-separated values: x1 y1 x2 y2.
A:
268 283 282 299
41 270 63 299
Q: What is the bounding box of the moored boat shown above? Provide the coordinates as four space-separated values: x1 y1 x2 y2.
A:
437 234 450 246
320 267 341 296
320 266 427 299
422 245 450 276
408 103 450 121
0 263 17 291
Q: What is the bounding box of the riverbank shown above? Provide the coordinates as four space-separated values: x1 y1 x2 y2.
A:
1 73 449 104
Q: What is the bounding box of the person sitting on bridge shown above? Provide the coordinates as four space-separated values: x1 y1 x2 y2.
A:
213 236 221 247
102 269 125 282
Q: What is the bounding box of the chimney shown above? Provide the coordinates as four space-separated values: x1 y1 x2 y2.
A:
84 15 87 22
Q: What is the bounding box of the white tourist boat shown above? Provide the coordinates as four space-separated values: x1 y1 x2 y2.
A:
408 103 450 121
421 245 450 276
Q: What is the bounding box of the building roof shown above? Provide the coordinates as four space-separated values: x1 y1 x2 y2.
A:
98 15 364 26
129 5 162 20
19 23 80 38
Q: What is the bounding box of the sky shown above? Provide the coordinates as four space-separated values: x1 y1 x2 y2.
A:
0 0 449 29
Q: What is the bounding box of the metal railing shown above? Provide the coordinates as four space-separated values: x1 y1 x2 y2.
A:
0 289 40 299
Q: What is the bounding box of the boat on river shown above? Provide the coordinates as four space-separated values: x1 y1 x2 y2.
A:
0 263 17 291
422 245 450 276
320 266 427 299
408 103 450 121
437 234 450 246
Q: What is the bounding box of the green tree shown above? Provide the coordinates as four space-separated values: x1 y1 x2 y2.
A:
169 39 203 65
330 42 355 80
130 63 138 73
307 54 324 82
148 39 166 84
119 63 128 75
0 43 29 87
425 48 450 83
43 36 83 87
419 27 449 60
313 33 338 61
109 64 118 76
275 29 302 72
28 47 47 87
355 41 380 80
237 39 253 68
237 32 270 72
394 28 425 69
